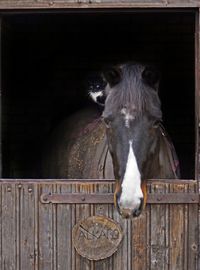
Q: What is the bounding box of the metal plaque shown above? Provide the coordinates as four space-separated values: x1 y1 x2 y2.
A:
72 216 123 261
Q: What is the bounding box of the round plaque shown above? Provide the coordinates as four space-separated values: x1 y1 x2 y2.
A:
72 215 123 261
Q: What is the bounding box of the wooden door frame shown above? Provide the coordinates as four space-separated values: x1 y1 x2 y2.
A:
0 6 198 195
195 10 199 182
195 11 200 270
0 1 199 9
0 6 199 269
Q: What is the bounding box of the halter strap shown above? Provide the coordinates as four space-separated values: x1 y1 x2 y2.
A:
141 124 180 210
159 123 180 178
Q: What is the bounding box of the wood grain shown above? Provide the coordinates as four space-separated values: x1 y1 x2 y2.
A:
75 183 91 270
187 182 199 269
20 184 35 270
150 183 169 270
1 184 16 270
0 0 200 9
38 183 54 270
0 179 198 269
56 183 73 270
94 182 113 269
132 210 148 270
169 183 186 270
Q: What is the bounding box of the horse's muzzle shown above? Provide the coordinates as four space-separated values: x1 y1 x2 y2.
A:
118 198 144 219
114 180 146 219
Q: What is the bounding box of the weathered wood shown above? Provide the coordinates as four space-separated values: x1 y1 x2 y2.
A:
112 206 127 270
0 178 195 184
38 183 54 270
132 209 148 270
169 184 186 270
56 183 73 270
187 182 199 269
72 216 123 261
1 184 16 270
40 192 199 204
150 183 169 270
195 7 200 181
0 184 1 270
75 183 91 270
196 10 200 270
20 184 36 270
0 180 199 269
0 0 200 9
94 182 113 269
0 18 2 178
34 182 39 270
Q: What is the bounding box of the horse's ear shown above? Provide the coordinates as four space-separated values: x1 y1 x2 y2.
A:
142 66 160 90
103 66 122 88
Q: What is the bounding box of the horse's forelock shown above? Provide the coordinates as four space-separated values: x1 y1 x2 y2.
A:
104 64 162 120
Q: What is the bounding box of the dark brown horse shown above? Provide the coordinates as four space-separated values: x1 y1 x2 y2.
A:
43 62 180 219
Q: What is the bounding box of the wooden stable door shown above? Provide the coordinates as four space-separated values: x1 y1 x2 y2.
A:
0 2 200 270
0 179 198 270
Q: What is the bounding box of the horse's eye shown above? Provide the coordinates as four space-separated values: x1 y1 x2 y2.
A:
153 120 160 128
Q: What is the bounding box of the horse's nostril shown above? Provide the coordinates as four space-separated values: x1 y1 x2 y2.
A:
132 198 144 217
119 208 132 219
133 208 142 217
116 194 144 219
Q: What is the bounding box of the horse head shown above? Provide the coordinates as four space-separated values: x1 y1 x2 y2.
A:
89 63 165 218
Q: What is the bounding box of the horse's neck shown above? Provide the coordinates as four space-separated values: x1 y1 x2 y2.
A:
143 127 179 179
158 127 180 178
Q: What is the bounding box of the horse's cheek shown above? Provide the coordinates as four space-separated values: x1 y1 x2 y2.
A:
114 180 121 208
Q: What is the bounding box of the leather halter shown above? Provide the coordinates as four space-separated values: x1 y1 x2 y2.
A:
159 123 180 178
136 123 180 211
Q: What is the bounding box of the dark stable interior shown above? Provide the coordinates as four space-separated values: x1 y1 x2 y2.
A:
2 10 195 179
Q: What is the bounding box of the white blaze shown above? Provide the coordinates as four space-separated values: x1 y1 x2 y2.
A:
119 141 143 210
121 108 135 128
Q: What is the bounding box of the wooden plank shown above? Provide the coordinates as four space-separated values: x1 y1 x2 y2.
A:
0 178 196 184
132 209 148 270
0 0 200 9
16 182 20 270
56 182 73 270
53 184 57 270
150 183 169 270
0 179 199 270
38 183 54 270
94 182 113 270
195 10 200 270
187 182 199 270
34 183 39 270
0 18 2 178
110 183 123 270
71 183 76 270
169 183 186 270
195 8 200 180
75 183 91 270
0 184 1 270
20 184 36 270
112 209 131 270
1 184 16 270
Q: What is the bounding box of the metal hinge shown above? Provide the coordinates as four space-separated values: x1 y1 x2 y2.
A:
41 193 199 204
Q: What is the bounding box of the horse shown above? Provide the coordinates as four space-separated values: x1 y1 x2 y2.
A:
42 62 180 219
